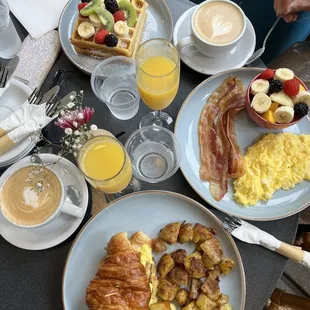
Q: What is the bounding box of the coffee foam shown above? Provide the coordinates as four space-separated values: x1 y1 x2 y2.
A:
23 187 40 209
210 15 233 40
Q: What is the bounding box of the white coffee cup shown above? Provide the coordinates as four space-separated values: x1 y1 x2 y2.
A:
0 164 84 229
177 0 246 58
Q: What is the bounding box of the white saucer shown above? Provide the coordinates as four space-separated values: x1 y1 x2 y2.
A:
173 6 256 75
0 154 89 250
0 79 35 168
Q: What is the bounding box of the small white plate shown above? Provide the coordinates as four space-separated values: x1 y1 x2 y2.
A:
173 6 256 75
0 79 35 168
0 154 89 250
63 191 245 310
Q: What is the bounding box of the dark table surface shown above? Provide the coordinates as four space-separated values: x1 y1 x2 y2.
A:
0 2 302 310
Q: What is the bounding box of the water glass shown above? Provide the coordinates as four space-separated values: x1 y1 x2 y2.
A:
91 56 140 120
0 0 21 59
125 126 181 183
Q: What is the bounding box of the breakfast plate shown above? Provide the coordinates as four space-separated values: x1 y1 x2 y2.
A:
0 154 89 250
62 191 246 309
175 67 310 221
173 6 256 75
59 0 173 74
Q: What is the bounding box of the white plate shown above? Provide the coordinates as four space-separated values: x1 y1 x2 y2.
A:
62 191 246 310
175 68 310 221
0 79 35 167
0 154 89 250
59 0 173 74
173 6 256 75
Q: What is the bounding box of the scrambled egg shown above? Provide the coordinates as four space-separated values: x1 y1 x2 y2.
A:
234 133 310 206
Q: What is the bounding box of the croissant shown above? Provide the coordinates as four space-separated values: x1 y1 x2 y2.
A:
86 232 153 310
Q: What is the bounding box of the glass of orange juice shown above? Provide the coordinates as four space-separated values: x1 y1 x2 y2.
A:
136 38 180 129
77 135 141 201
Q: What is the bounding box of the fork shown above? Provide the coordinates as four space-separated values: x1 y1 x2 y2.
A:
223 215 310 268
28 87 43 105
0 65 9 88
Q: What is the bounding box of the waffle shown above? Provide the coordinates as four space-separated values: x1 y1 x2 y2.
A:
70 0 148 58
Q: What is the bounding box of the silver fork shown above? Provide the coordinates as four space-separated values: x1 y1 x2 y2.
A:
0 65 8 88
223 215 242 233
28 88 43 105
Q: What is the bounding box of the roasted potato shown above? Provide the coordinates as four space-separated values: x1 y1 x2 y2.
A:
184 252 205 278
218 258 235 275
196 293 217 310
201 274 220 301
159 222 181 244
202 253 215 270
200 238 223 265
216 293 229 306
152 238 168 253
171 249 187 264
158 254 175 278
178 221 194 243
219 304 232 310
150 301 171 310
158 278 179 301
209 265 221 278
189 278 203 299
167 265 189 286
170 304 176 310
193 223 214 244
175 288 189 306
182 301 200 310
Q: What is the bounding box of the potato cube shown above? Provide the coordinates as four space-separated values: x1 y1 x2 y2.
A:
196 293 217 310
190 278 203 300
167 265 189 286
158 254 175 278
152 238 168 253
201 274 220 301
158 279 179 301
200 238 223 265
209 265 221 278
179 221 194 243
202 253 215 270
216 293 229 306
193 223 214 244
184 252 205 278
171 249 187 264
182 301 200 310
159 222 181 244
220 304 233 310
175 288 189 306
218 258 235 275
149 301 171 310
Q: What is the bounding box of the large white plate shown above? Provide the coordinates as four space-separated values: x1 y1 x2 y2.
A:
62 191 246 310
175 68 310 221
59 0 173 74
0 154 89 250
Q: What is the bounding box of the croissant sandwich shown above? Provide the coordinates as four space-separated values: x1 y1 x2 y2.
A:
86 231 158 309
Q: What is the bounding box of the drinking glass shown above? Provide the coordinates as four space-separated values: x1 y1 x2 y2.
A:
125 126 181 183
91 56 140 120
136 38 180 129
77 135 141 201
0 0 21 59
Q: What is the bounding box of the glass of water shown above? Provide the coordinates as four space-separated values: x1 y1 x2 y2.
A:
0 0 21 59
125 126 181 183
91 56 140 120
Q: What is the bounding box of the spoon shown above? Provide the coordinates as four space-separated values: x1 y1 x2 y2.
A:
30 154 81 206
246 17 281 66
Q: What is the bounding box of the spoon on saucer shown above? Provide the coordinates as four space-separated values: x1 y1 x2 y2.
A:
246 17 281 66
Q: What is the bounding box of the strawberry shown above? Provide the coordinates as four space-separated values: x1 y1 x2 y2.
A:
95 29 109 44
113 11 125 23
284 78 300 97
78 2 88 11
259 69 274 80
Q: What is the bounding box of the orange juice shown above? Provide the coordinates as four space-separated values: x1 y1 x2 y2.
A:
79 136 132 194
137 56 180 110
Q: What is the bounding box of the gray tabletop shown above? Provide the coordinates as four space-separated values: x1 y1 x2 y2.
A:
0 0 299 309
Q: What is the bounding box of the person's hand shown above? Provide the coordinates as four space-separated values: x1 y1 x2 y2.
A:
274 0 310 22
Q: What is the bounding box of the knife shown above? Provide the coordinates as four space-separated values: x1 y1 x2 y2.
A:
41 85 60 104
223 215 310 268
5 55 20 81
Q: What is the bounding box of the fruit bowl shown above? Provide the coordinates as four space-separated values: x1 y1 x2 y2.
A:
246 69 308 129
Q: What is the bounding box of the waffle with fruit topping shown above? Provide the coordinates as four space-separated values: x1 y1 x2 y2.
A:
70 0 148 59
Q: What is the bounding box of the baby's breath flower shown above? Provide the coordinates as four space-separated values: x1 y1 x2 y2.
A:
72 144 77 149
73 121 78 127
67 102 75 109
77 144 82 150
73 152 77 157
77 113 84 120
65 128 73 135
90 124 98 131
75 138 80 143
65 141 70 146
80 90 84 94
74 130 81 136
69 95 75 101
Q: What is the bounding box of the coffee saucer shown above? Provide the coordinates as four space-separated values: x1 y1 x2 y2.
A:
0 154 89 250
173 6 256 75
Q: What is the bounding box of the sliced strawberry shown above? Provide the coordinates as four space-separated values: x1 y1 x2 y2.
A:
78 3 88 11
284 78 300 97
95 29 109 44
113 11 125 23
259 69 274 80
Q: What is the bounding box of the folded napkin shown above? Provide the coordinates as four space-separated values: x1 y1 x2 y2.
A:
7 0 68 39
0 104 57 155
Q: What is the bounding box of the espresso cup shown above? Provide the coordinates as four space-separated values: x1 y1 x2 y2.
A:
0 164 84 228
177 0 246 57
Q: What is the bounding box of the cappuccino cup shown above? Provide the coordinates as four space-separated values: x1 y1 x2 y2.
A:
0 165 84 228
177 0 246 57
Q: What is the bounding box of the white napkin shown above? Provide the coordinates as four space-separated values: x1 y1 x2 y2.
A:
7 0 68 39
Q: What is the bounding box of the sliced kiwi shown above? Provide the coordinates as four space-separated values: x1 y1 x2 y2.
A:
118 0 136 27
95 7 114 31
80 0 101 16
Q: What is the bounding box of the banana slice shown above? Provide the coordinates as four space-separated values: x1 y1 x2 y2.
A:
270 91 293 107
251 79 270 95
274 68 294 82
78 21 95 39
293 91 310 106
114 21 129 37
89 14 102 28
274 106 294 124
251 93 271 114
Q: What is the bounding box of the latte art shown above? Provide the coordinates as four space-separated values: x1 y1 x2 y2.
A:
210 15 233 40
